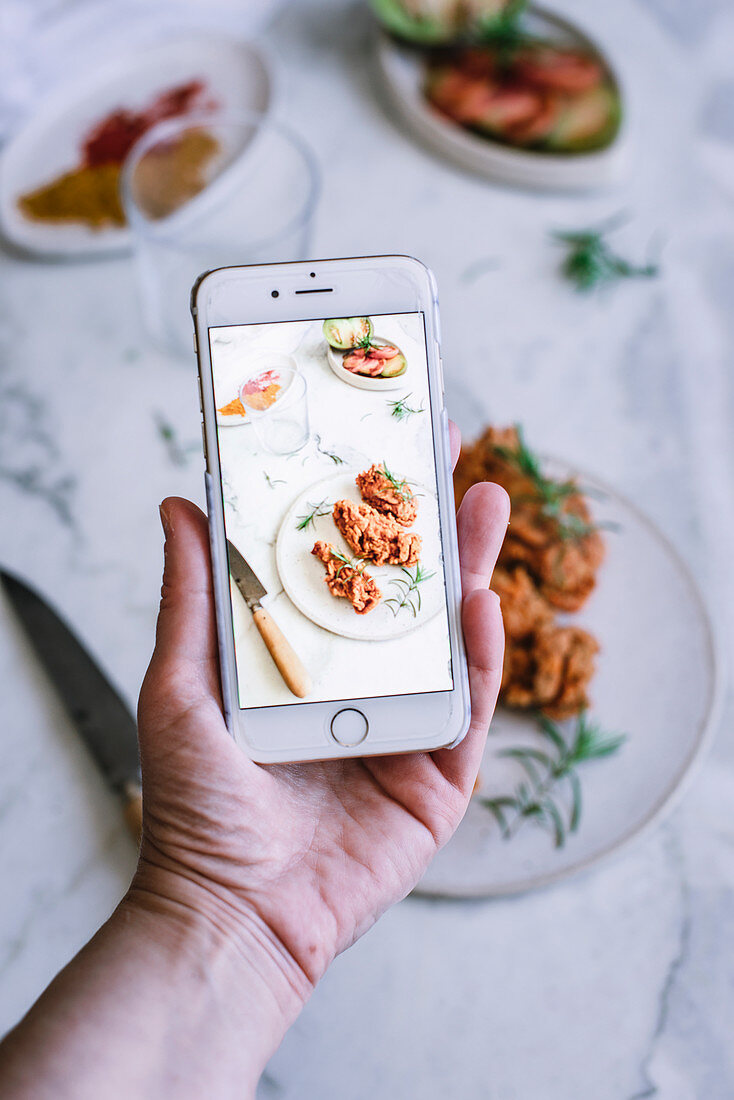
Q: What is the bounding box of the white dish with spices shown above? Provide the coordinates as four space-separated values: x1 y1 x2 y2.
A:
0 35 272 258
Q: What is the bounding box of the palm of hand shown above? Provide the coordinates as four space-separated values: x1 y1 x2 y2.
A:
137 472 507 987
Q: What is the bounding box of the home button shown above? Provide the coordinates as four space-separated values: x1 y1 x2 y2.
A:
330 708 369 747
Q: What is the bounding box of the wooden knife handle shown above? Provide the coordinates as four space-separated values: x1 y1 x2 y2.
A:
252 607 312 698
122 781 143 847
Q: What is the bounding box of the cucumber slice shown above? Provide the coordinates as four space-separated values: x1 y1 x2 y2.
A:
371 0 506 46
544 84 621 153
379 350 408 378
322 318 373 350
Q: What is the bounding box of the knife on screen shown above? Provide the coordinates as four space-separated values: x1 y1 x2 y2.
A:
227 540 312 698
0 570 143 844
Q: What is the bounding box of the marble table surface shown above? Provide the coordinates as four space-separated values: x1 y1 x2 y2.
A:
1 0 733 1096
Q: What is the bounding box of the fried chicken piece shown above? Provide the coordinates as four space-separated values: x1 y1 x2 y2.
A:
503 504 604 611
454 425 605 611
501 624 599 719
454 425 531 507
332 499 422 566
311 541 381 614
490 566 554 640
355 463 418 527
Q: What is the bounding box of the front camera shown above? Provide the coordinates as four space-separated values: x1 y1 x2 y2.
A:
271 290 279 298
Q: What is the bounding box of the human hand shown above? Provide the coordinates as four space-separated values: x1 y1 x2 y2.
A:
133 425 509 1041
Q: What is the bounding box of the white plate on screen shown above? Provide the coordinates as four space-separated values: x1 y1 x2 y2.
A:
276 470 443 642
0 35 272 258
374 8 629 191
416 464 720 898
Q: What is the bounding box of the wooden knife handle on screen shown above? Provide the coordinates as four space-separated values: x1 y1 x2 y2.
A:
252 607 312 698
122 780 143 845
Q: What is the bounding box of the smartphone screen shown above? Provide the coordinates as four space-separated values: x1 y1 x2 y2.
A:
207 312 454 709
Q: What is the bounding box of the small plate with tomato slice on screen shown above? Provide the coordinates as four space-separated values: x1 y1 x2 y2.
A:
373 0 628 190
324 317 409 392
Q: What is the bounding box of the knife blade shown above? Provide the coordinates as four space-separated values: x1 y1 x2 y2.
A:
227 540 267 610
1 570 143 843
226 540 312 698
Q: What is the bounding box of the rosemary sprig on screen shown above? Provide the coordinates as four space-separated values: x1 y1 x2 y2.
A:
314 435 345 465
296 498 331 530
385 564 435 617
330 547 368 577
494 425 609 543
553 217 659 293
478 713 626 848
381 461 413 501
388 393 425 421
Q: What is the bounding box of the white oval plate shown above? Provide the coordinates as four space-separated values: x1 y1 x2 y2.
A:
0 35 272 258
214 352 298 428
326 337 408 392
276 470 443 642
416 464 720 898
375 8 629 191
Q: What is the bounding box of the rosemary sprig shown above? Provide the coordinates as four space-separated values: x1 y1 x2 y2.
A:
330 547 368 577
478 713 626 848
296 498 331 531
553 217 659 293
388 393 425 421
495 425 604 543
314 434 345 465
380 461 413 501
264 472 285 489
385 564 435 617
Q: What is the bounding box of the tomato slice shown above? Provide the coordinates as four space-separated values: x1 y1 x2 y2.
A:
515 47 603 94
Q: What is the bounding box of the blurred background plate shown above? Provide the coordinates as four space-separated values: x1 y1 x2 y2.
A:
0 34 272 258
417 463 720 898
375 7 629 191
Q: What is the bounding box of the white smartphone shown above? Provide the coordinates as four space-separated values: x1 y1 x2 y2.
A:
191 255 469 763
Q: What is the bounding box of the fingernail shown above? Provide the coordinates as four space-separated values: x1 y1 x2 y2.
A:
159 502 172 539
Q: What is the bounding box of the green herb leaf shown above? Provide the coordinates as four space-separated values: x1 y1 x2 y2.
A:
479 712 626 848
385 562 436 617
296 498 331 531
553 216 659 293
388 393 425 422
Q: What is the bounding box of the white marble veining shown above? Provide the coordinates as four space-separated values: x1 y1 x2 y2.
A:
1 0 733 1096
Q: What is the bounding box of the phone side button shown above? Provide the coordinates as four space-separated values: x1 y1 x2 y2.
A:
201 421 209 468
330 708 369 747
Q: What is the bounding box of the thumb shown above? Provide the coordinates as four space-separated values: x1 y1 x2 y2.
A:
138 497 222 733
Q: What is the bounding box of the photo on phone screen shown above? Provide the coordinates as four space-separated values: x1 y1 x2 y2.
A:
208 311 454 709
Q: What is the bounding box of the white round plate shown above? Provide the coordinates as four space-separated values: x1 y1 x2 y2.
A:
416 464 720 898
276 470 443 642
326 337 408 392
375 8 629 191
0 35 271 258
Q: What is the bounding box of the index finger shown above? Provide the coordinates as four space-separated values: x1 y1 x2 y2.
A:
457 482 510 597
